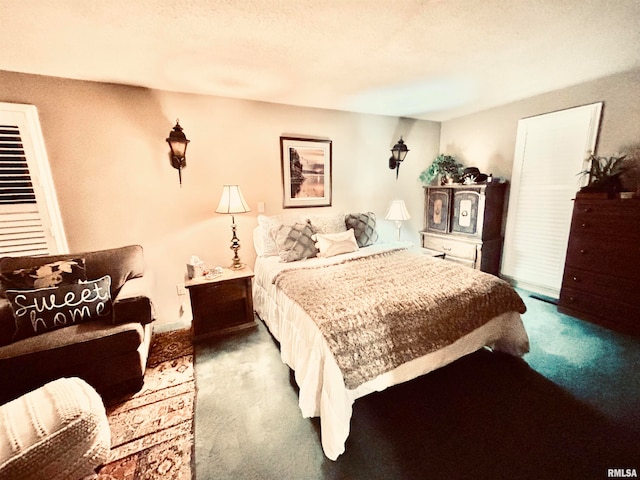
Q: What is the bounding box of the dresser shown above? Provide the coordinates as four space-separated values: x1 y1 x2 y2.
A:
558 196 640 336
420 182 507 275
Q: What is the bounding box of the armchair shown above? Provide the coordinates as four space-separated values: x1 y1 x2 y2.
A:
0 245 155 404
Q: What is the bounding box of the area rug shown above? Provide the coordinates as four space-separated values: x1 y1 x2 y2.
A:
97 328 195 480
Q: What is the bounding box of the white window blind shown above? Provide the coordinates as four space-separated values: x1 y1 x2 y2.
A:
501 103 602 298
0 103 67 257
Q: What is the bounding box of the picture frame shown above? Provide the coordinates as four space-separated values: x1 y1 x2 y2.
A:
280 136 332 208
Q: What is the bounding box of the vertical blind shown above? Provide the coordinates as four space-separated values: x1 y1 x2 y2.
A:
501 103 602 298
0 104 67 257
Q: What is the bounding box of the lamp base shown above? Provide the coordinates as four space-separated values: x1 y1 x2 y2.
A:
230 259 245 270
229 217 244 270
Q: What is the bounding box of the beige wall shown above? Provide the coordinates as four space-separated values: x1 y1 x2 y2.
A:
440 68 640 186
0 70 440 326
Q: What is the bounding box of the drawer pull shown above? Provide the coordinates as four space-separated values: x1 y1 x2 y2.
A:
581 222 589 228
583 207 593 213
572 276 580 282
579 249 588 255
442 247 452 252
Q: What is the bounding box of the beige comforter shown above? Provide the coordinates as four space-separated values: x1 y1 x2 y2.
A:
273 248 526 389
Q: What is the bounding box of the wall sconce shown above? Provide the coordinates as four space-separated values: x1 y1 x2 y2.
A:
166 119 190 186
388 136 409 179
385 199 411 240
216 185 251 269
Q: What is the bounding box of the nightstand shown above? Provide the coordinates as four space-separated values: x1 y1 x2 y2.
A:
185 266 255 342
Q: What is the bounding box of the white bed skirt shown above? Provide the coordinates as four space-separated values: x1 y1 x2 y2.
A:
253 251 530 460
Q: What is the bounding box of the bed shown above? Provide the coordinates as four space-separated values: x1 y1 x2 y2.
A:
252 213 529 460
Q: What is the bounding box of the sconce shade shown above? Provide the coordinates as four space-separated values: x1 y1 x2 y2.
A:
391 137 409 161
166 120 190 185
389 136 409 179
385 200 411 221
216 185 251 214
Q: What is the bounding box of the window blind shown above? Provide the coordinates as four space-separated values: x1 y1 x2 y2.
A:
501 103 602 298
0 104 67 257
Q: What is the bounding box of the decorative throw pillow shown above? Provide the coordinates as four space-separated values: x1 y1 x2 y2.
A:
314 229 360 258
273 221 318 262
257 214 303 257
0 258 87 293
7 275 112 342
345 212 379 247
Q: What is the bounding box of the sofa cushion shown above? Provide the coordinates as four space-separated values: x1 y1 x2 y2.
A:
6 276 113 342
0 245 144 299
0 318 144 365
0 258 86 293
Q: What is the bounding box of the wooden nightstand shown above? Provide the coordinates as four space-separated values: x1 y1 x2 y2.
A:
185 266 255 342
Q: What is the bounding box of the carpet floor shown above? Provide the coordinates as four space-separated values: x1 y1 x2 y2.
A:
194 291 640 480
97 328 195 480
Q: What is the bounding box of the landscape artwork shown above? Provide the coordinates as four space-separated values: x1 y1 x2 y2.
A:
280 136 332 208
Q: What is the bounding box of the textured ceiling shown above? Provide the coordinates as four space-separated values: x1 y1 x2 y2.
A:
2 0 640 121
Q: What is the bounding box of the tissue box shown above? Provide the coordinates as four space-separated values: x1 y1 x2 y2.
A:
187 264 204 279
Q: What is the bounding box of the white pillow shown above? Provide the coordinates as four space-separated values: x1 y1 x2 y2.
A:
307 213 347 234
314 229 360 258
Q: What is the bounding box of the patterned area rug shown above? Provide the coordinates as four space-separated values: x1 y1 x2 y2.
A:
97 328 195 480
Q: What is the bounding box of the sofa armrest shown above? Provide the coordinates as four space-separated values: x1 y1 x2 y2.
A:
112 275 155 325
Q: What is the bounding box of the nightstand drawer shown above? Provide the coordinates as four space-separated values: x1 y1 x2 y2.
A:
421 235 478 261
190 280 247 305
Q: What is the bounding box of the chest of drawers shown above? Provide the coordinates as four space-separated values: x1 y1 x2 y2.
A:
558 196 640 336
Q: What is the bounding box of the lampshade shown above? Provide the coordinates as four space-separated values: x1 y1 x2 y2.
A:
385 200 410 221
216 185 251 214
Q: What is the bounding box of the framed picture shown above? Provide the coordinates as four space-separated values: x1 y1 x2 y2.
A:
280 136 332 208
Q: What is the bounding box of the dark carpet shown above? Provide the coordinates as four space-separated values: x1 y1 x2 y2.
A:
194 292 640 480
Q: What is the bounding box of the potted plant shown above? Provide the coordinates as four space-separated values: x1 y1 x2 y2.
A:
419 154 463 185
578 152 627 197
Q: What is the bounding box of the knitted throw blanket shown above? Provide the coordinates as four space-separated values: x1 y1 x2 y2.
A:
273 249 526 389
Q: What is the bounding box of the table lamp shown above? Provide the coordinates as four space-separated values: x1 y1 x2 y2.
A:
216 185 251 269
385 200 410 240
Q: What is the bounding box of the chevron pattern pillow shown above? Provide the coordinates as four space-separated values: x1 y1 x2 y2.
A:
345 212 379 247
273 220 318 262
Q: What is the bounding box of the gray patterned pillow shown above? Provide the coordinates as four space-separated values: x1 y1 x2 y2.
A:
273 221 318 262
345 212 379 247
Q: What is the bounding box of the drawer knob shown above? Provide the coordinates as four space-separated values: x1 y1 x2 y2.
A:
572 276 580 282
581 222 589 228
580 249 588 255
583 207 593 213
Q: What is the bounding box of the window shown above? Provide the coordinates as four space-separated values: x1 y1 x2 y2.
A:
501 103 602 297
0 102 68 256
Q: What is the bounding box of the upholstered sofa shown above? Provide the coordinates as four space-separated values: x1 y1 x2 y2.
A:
0 245 155 404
